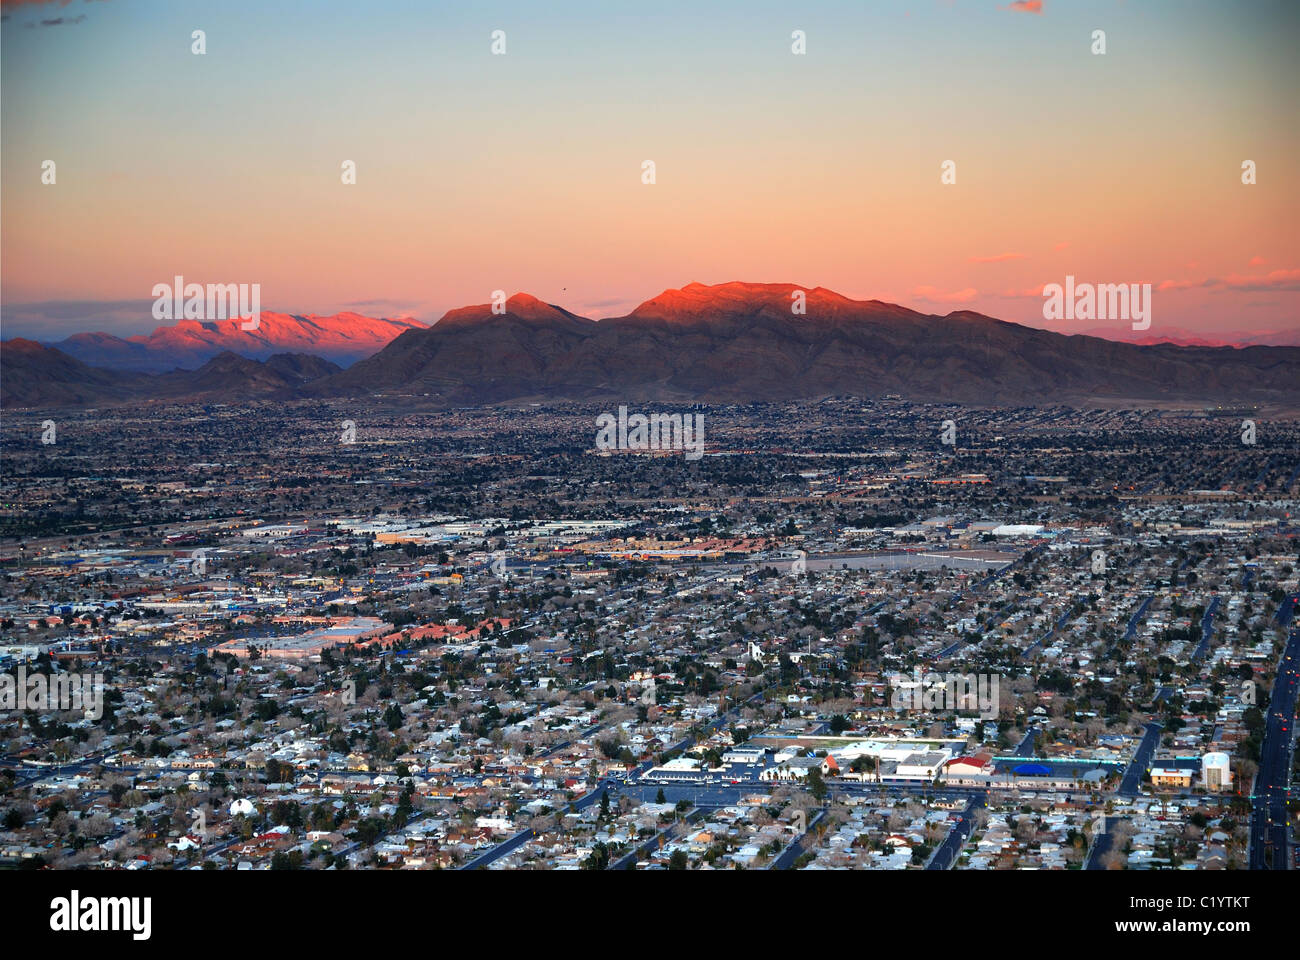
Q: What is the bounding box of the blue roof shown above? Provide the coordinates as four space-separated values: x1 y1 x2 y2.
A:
1014 763 1051 776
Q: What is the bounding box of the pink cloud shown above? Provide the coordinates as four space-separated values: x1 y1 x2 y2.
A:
1219 268 1300 292
1155 268 1300 294
1249 255 1268 267
1002 0 1043 13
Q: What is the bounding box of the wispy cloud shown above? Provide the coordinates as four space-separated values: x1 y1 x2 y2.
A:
1218 269 1300 292
1001 0 1044 13
1001 270 1300 300
1157 269 1300 294
1 298 152 340
342 298 424 314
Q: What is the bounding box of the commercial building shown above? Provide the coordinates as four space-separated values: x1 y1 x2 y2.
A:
208 616 391 660
1150 767 1195 789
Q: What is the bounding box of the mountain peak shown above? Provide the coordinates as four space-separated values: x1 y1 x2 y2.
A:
2 338 47 354
507 292 546 308
435 293 593 328
629 281 803 322
619 281 918 327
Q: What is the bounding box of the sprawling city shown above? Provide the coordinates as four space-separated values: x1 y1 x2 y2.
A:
1 400 1296 877
4 0 1297 945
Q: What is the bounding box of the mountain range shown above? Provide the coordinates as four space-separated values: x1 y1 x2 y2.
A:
4 282 1299 409
48 312 425 372
1074 325 1300 349
1 340 338 408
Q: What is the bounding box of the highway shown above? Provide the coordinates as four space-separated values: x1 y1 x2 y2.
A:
1248 620 1298 870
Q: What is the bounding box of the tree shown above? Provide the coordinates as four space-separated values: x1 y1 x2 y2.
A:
850 755 877 779
668 849 688 871
383 703 404 732
582 842 610 870
806 767 828 804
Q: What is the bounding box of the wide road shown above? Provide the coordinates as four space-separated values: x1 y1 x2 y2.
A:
1249 621 1298 870
1118 722 1163 797
622 779 992 814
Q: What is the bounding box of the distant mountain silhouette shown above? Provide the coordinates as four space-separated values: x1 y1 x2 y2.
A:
0 341 339 407
1075 325 1300 348
6 282 1299 408
51 312 424 372
0 339 148 407
148 352 342 401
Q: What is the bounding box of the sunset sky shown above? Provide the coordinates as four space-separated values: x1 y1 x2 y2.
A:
2 0 1298 341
